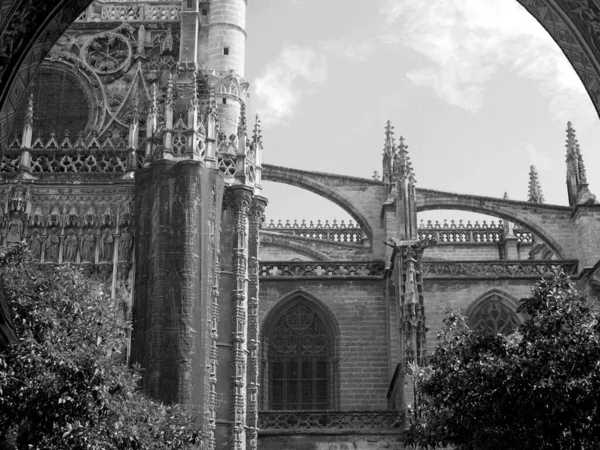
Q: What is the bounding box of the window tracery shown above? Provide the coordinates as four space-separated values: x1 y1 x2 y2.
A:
469 293 520 336
266 301 334 410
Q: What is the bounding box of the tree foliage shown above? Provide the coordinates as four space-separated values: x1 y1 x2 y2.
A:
407 272 600 450
0 244 202 449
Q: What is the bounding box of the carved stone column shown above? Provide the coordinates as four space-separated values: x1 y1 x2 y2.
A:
215 186 253 450
387 238 432 411
130 160 224 439
246 197 266 450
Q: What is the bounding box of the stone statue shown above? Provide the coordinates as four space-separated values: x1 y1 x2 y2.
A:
63 229 79 263
29 228 43 260
80 229 96 263
45 228 60 263
99 228 114 262
6 216 23 244
118 226 133 262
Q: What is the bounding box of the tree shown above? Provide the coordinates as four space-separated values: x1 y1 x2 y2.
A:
0 244 202 449
406 272 600 450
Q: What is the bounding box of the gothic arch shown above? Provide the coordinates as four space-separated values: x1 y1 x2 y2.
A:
260 290 340 410
416 189 571 259
466 289 523 336
262 165 375 244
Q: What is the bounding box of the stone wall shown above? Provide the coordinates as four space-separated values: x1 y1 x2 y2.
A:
260 280 390 411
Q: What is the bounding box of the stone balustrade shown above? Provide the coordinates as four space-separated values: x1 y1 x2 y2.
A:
262 218 367 244
258 410 403 435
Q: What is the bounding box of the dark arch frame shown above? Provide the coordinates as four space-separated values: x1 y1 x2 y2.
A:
5 0 600 151
259 289 341 410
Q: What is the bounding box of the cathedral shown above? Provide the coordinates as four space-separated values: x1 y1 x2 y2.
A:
2 1 600 449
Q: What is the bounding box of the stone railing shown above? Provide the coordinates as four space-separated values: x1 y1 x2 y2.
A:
422 260 578 279
258 410 403 435
417 219 533 243
261 218 367 244
260 261 385 279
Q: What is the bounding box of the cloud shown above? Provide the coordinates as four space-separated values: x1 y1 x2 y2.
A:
382 0 591 123
526 143 554 171
253 44 327 127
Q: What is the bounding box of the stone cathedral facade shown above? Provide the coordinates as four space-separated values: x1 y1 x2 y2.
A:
2 1 600 449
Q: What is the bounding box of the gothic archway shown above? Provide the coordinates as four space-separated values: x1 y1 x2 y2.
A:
466 289 522 336
260 291 340 410
4 1 600 151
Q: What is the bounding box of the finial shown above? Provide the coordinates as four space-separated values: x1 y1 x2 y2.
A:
150 83 158 116
395 135 416 182
566 120 578 157
131 90 140 124
384 120 396 155
528 165 545 203
206 84 217 119
25 93 34 125
190 70 199 109
252 113 262 148
238 102 247 138
166 73 174 108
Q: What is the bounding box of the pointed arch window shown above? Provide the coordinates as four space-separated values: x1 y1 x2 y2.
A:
265 300 337 410
469 293 520 336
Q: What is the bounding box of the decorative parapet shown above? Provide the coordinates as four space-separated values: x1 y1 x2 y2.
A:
422 260 578 279
258 410 403 435
259 260 578 280
261 218 368 244
260 261 385 279
417 219 532 244
1 132 131 177
77 2 182 23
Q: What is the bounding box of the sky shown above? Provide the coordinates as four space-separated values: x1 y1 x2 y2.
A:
243 0 600 226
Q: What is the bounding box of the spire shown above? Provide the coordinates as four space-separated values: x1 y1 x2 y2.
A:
382 121 395 195
565 121 596 206
190 70 199 110
25 93 34 126
252 114 262 149
384 120 396 157
165 73 174 109
396 135 416 183
22 93 35 149
528 165 545 204
238 102 247 138
150 83 158 117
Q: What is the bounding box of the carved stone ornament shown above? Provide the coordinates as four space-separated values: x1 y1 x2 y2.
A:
83 32 132 75
45 228 60 263
6 214 24 244
29 229 44 261
63 229 79 263
99 228 114 262
81 229 96 263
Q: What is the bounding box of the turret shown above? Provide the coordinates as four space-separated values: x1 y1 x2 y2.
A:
528 165 545 204
205 0 248 137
